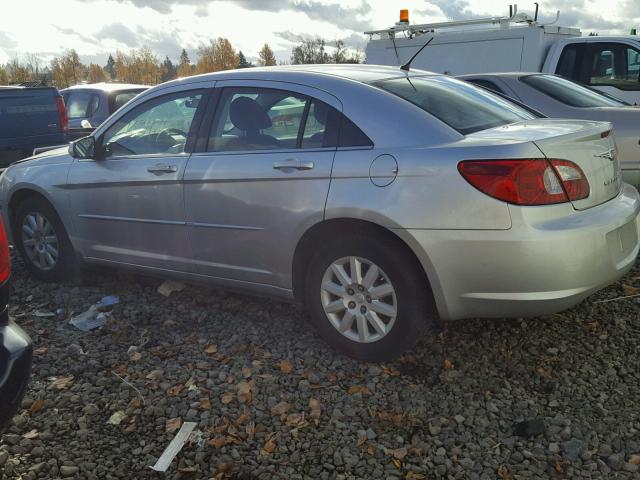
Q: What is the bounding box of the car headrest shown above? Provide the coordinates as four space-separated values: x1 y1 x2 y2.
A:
230 97 272 131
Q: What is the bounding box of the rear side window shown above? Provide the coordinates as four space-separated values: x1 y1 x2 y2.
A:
66 92 98 119
521 74 628 107
556 44 584 81
468 79 505 95
373 76 534 135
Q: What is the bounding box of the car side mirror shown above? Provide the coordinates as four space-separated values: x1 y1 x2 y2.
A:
69 136 96 159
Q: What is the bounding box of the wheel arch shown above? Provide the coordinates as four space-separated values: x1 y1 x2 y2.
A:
291 217 445 318
7 187 66 244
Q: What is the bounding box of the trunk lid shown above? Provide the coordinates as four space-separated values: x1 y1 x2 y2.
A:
464 119 621 210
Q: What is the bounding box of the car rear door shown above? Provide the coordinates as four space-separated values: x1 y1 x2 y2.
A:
183 80 340 289
66 85 210 271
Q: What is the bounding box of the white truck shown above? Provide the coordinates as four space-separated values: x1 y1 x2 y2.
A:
364 5 640 104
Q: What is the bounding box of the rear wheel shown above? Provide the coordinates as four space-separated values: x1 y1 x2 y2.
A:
304 233 433 362
14 197 77 282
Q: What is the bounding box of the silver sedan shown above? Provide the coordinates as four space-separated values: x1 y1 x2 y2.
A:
1 65 638 361
458 73 640 189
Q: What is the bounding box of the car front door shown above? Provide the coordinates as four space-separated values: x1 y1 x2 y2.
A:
67 86 208 271
184 81 341 289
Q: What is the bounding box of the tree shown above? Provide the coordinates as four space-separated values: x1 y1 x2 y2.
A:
161 56 177 81
104 54 116 80
332 40 347 64
87 63 107 83
176 49 194 77
195 38 239 74
291 38 329 64
0 66 8 85
49 50 83 88
6 58 31 83
258 43 276 66
237 51 253 68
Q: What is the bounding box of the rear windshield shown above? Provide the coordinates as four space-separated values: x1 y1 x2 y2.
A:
521 74 628 108
372 75 534 135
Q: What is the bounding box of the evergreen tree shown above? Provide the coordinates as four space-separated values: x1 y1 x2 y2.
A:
237 50 253 68
104 54 116 80
161 56 177 81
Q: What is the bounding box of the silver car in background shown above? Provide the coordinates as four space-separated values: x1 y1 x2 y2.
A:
458 73 640 188
1 65 638 361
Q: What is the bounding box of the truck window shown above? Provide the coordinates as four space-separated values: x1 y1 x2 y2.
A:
372 76 534 135
587 43 640 90
521 74 628 107
556 44 584 81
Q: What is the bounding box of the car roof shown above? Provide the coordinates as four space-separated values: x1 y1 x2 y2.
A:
457 72 542 80
165 64 440 88
61 82 149 93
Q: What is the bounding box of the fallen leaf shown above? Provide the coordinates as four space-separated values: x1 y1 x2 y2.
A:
30 399 45 414
260 432 277 456
113 364 128 376
49 375 74 390
443 359 454 370
347 385 371 395
146 369 164 381
241 367 252 378
405 473 426 480
356 435 367 447
235 413 248 425
129 397 142 409
392 458 402 469
129 351 142 362
107 410 127 425
237 380 255 403
167 384 184 397
623 284 639 296
285 413 309 428
497 465 513 480
209 436 233 448
22 429 39 439
270 401 291 417
383 366 401 376
384 446 408 460
246 421 256 439
178 466 197 473
205 344 218 355
199 398 211 411
366 445 376 455
630 454 640 465
309 398 321 425
221 392 235 404
278 359 293 374
212 462 240 480
327 373 337 382
166 417 182 433
33 347 48 355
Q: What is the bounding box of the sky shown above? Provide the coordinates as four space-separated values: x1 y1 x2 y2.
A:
0 0 638 66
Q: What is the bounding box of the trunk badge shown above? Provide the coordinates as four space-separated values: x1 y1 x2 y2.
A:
594 149 617 161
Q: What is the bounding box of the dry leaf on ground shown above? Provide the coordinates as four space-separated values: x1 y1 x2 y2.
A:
221 392 235 404
309 398 321 425
623 284 639 296
22 429 39 439
260 432 277 456
285 413 309 428
146 369 164 381
270 401 291 417
30 399 45 414
278 359 293 374
165 417 182 433
347 385 371 395
443 359 454 370
385 447 408 460
167 384 184 397
209 436 234 448
629 454 640 465
199 398 211 411
237 381 256 403
49 375 74 390
33 347 48 355
205 344 218 354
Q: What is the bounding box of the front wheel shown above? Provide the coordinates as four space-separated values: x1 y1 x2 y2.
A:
304 234 434 362
14 197 77 282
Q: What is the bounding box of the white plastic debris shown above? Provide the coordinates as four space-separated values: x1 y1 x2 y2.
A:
107 410 127 425
150 421 197 472
34 311 55 318
157 280 185 297
69 296 119 331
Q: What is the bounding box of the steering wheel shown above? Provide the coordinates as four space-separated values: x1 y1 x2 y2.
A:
154 128 188 145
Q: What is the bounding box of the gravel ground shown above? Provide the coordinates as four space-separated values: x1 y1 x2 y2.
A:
1 252 640 480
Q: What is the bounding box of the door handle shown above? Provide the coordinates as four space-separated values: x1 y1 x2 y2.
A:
147 164 178 174
273 159 315 171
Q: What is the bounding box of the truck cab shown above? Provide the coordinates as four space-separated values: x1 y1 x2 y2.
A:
364 7 640 104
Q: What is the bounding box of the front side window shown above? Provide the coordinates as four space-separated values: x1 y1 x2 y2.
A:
101 90 203 158
67 92 98 119
373 76 534 135
588 43 640 90
521 74 627 107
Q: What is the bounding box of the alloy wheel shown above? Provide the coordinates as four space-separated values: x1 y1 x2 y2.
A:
320 256 397 343
21 212 59 271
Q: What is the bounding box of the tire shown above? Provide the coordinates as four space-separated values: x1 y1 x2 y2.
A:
304 232 434 362
13 196 77 282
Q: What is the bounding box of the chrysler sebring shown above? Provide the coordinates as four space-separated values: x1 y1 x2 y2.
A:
1 65 638 361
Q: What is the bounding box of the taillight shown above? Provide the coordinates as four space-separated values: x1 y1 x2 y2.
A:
0 215 11 284
56 95 68 133
458 159 590 206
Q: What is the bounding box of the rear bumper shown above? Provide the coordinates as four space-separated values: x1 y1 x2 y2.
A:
0 313 32 430
403 184 640 321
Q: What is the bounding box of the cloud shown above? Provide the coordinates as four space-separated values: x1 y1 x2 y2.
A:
97 23 140 47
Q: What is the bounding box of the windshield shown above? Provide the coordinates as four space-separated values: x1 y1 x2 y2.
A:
521 74 629 108
372 75 535 135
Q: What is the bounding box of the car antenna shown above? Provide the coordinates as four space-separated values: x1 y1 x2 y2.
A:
400 37 434 72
